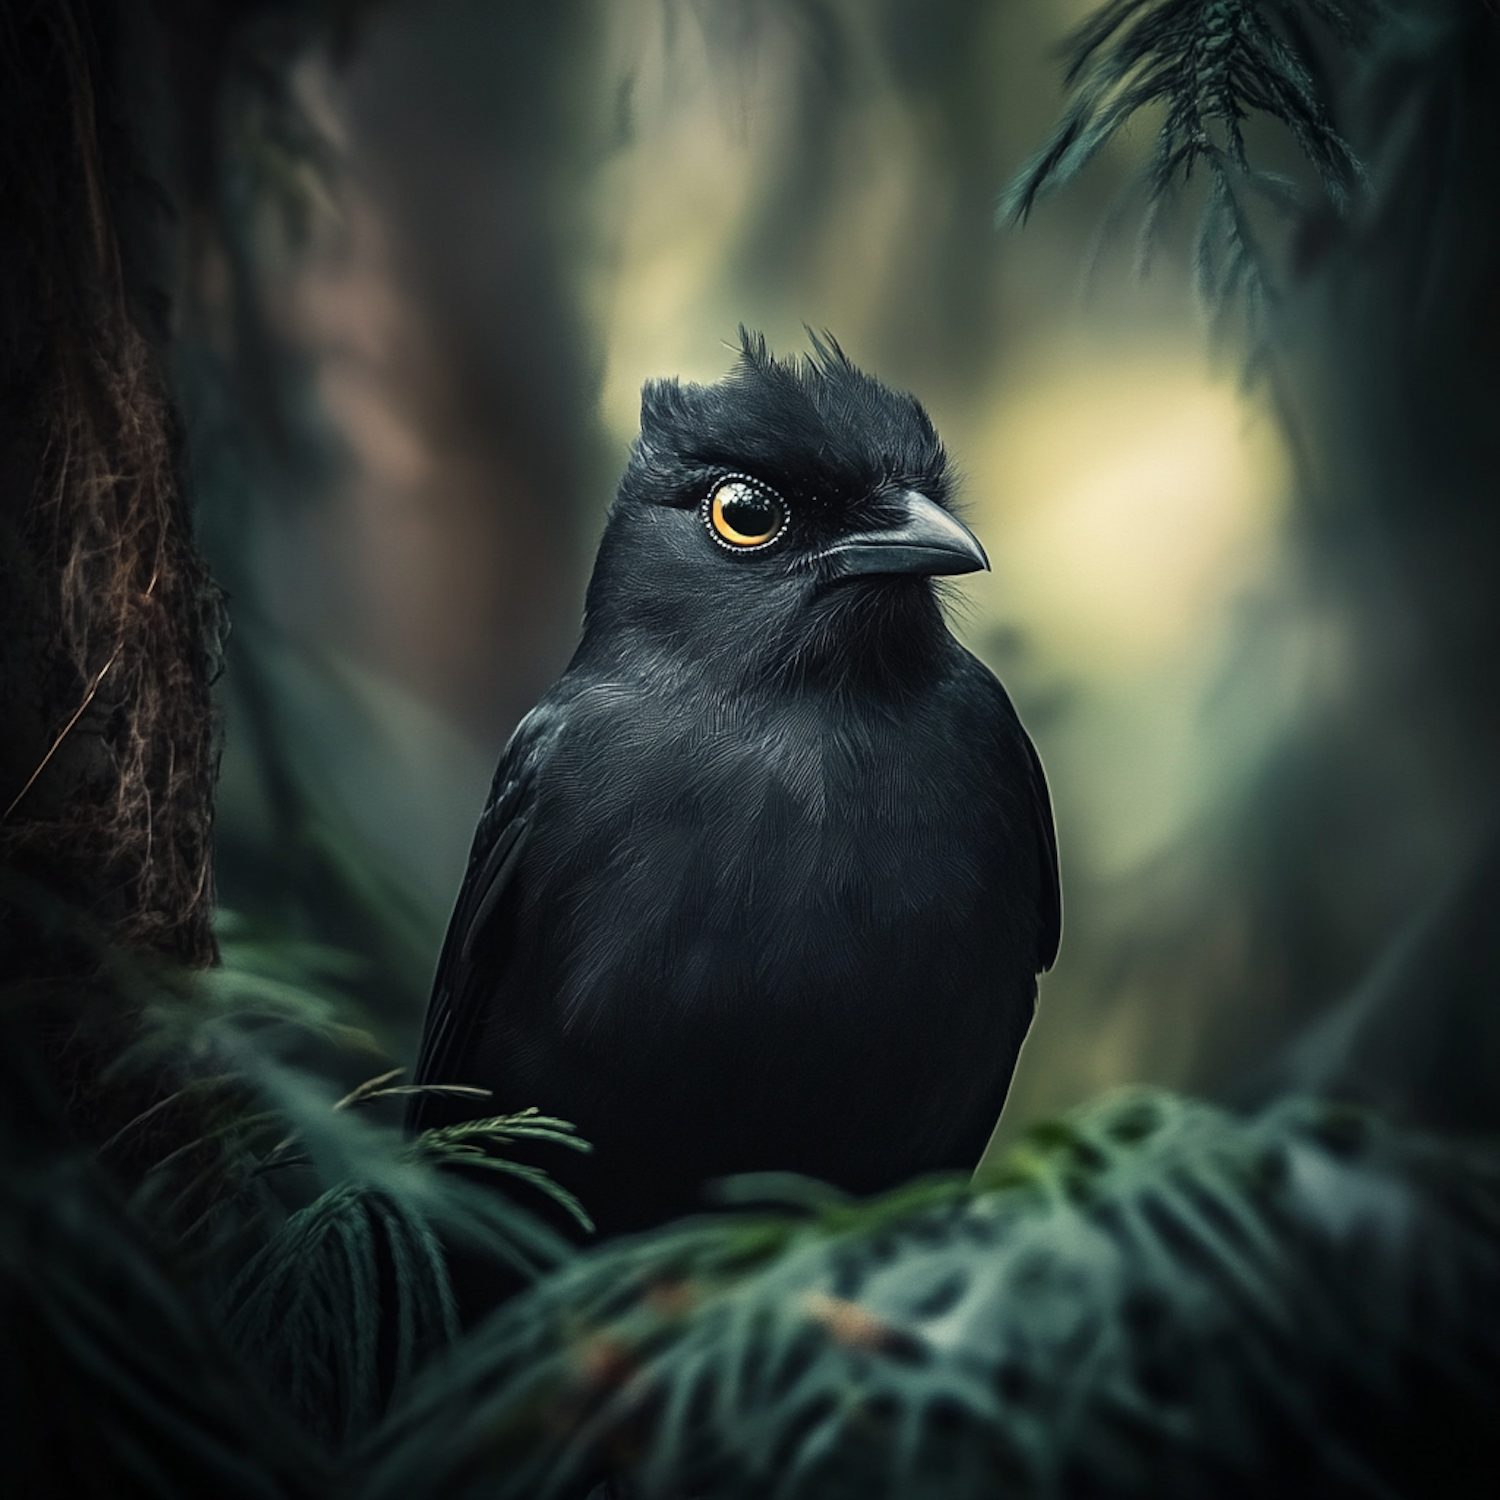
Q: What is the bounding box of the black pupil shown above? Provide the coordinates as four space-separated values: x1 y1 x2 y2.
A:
724 488 777 537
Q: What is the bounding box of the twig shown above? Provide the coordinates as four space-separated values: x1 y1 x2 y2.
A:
1 568 158 824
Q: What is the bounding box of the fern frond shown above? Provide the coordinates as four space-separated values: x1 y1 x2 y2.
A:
364 1091 1500 1499
221 1183 458 1448
1001 0 1384 345
0 1005 326 1497
209 1072 588 1446
409 1109 595 1235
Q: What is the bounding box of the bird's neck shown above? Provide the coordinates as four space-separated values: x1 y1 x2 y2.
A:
574 583 954 711
760 578 954 702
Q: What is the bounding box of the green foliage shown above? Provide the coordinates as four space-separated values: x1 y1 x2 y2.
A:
0 874 587 1451
412 1109 595 1236
1000 0 1382 346
101 911 390 1262
5 869 1498 1494
131 969 590 1446
220 1092 592 1448
362 1089 1500 1498
223 1179 454 1447
0 1159 325 1498
0 1003 325 1499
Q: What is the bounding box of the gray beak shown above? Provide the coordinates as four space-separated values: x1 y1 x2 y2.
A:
819 491 989 579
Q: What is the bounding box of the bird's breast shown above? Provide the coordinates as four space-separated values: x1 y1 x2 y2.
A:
513 676 1025 1033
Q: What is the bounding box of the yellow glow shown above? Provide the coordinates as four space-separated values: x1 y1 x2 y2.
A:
954 343 1305 882
582 2 931 448
583 9 774 440
971 345 1291 676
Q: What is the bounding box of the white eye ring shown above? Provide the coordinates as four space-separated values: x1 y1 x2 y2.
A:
702 475 790 552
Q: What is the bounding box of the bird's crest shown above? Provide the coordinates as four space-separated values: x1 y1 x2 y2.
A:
630 330 954 511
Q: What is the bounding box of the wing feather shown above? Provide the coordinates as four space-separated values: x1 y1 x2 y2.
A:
961 650 1062 975
406 706 561 1132
1023 728 1062 972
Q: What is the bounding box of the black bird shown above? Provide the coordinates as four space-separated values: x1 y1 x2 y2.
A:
409 332 1060 1239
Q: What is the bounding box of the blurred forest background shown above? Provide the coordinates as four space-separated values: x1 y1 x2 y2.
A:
178 0 1496 1148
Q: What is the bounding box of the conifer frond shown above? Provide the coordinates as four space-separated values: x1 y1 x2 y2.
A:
214 1080 588 1448
411 1109 595 1234
66 911 595 1447
1001 0 1383 346
364 1090 1500 1499
0 1004 325 1497
222 1183 458 1448
109 922 390 1258
0 870 587 1454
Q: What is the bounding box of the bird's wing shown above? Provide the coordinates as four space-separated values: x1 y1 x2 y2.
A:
407 703 562 1132
1023 727 1063 973
965 651 1061 975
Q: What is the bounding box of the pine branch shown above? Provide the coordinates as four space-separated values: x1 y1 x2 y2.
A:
363 1090 1500 1499
215 1087 590 1448
409 1108 595 1235
1000 0 1384 346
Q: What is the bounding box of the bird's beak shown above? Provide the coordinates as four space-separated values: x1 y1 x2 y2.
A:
818 491 989 578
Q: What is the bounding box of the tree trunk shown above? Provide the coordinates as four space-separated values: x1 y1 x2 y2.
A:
0 0 222 1154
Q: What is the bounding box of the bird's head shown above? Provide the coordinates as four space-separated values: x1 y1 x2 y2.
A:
582 331 987 696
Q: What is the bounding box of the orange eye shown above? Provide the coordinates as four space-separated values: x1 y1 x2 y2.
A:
705 478 788 551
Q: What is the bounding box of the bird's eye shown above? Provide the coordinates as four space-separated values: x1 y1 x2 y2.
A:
704 477 788 551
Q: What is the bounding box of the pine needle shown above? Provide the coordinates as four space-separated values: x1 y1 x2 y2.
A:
1000 0 1385 351
363 1091 1500 1499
